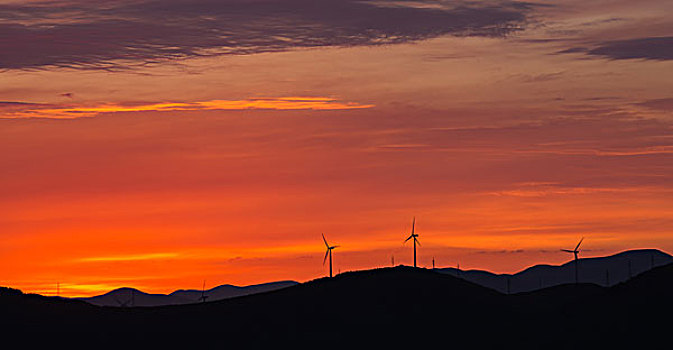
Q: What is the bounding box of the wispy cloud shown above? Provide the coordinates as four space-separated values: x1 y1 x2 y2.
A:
78 252 180 262
558 37 673 61
1 97 374 119
0 0 532 70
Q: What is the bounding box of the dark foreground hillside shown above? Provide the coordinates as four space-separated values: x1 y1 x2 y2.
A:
2 264 672 349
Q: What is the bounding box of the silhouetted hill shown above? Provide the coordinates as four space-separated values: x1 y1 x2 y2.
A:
79 281 298 306
2 264 673 349
170 280 297 303
82 287 192 307
437 249 672 293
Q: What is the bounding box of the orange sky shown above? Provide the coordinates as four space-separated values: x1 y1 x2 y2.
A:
1 0 672 297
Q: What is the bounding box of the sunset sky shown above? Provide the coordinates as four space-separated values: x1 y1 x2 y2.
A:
1 0 672 297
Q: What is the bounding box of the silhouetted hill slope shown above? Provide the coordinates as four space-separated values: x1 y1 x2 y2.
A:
3 264 673 349
170 280 297 303
437 249 672 293
79 281 298 306
542 263 673 349
81 287 192 307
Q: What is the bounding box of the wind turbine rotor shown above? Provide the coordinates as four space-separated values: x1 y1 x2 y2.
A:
323 249 330 265
575 237 584 251
322 233 329 248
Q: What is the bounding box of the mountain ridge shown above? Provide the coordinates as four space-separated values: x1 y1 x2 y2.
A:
436 248 672 293
79 280 299 307
3 262 673 348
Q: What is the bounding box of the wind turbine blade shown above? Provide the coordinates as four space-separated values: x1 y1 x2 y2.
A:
322 233 329 248
404 235 413 243
575 237 584 251
323 249 329 265
332 245 340 249
415 238 421 247
560 249 574 253
412 217 415 235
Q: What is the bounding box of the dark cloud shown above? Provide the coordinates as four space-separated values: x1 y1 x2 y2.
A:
474 249 525 255
0 101 46 108
517 71 564 83
636 98 673 112
560 37 673 61
0 0 533 70
589 37 673 60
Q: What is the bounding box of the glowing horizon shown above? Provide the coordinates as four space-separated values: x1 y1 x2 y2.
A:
1 0 672 298
0 97 374 119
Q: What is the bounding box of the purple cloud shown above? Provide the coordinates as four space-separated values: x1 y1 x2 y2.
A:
559 37 673 61
0 0 533 70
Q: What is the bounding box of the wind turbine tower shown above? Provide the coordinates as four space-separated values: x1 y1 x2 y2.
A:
200 280 209 303
404 217 420 267
322 234 339 278
561 237 584 284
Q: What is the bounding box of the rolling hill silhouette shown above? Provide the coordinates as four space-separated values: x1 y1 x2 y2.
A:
80 281 298 306
170 280 298 303
2 262 672 348
437 248 671 293
81 287 191 307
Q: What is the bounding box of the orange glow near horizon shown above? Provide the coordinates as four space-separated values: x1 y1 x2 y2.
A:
0 97 374 119
2 148 672 297
1 0 673 298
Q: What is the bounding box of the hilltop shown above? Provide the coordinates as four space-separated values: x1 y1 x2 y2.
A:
437 248 672 293
2 263 673 348
80 280 298 307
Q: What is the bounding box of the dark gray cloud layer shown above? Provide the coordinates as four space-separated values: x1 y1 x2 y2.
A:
560 37 673 61
0 0 532 70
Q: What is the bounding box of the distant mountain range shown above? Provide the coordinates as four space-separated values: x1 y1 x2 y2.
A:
80 281 298 307
436 248 671 293
79 249 670 306
3 260 673 348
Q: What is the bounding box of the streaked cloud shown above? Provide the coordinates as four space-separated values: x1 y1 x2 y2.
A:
0 0 532 70
560 37 673 61
637 98 673 112
1 97 374 119
78 252 180 262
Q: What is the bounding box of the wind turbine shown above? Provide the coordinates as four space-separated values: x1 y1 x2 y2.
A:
114 290 134 308
561 237 584 284
114 297 131 307
404 217 420 267
322 234 339 278
200 280 209 303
